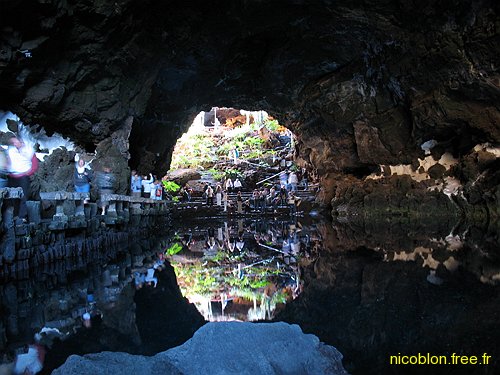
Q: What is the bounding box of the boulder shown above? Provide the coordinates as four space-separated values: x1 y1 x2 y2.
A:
52 322 347 375
166 169 201 186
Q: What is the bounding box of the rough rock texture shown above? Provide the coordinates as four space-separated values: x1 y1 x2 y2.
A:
52 322 347 375
0 1 498 205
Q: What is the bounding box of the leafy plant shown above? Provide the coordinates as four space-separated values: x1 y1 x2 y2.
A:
162 180 181 193
208 168 225 181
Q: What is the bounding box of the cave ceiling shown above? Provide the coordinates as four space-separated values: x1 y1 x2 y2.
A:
0 0 498 175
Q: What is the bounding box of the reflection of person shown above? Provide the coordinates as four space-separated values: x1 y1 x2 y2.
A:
8 136 37 222
13 343 45 375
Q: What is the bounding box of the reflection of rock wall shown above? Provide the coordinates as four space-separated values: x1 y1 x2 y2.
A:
276 249 500 373
0 236 205 372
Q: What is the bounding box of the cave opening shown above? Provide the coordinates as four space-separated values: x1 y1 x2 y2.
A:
164 106 311 195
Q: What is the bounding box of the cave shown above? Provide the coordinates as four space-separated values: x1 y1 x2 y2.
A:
0 0 499 374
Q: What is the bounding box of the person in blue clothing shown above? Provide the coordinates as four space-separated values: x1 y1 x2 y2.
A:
130 170 142 197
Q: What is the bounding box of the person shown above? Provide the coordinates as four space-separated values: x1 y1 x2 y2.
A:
74 154 91 194
145 267 158 287
7 136 37 222
301 168 309 191
141 173 154 198
225 177 233 192
279 184 288 206
259 188 267 213
0 143 9 188
288 191 301 216
230 147 239 164
181 183 192 202
82 312 92 329
233 178 242 192
223 188 228 212
252 189 259 210
279 170 288 189
215 183 223 206
206 184 214 206
153 180 163 200
236 191 243 214
13 343 45 375
130 170 142 197
288 171 298 192
97 166 115 215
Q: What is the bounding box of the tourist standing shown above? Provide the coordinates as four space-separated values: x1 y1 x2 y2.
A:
279 184 288 206
130 170 142 197
141 173 154 198
223 189 228 212
0 143 9 188
288 171 298 192
225 177 233 192
237 191 243 214
206 184 214 206
153 180 163 200
301 168 309 191
97 166 115 215
7 136 37 222
74 154 91 193
231 147 239 164
234 178 242 192
215 184 223 206
279 170 288 189
181 183 192 202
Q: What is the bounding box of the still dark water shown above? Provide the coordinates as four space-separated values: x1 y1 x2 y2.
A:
0 213 498 374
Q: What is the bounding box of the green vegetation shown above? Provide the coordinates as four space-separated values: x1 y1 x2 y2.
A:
166 242 183 255
162 180 181 193
169 117 289 172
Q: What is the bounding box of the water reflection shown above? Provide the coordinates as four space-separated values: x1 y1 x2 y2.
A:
168 218 317 321
1 213 498 374
0 239 204 374
277 218 500 374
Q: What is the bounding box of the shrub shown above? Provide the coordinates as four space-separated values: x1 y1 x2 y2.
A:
162 180 181 193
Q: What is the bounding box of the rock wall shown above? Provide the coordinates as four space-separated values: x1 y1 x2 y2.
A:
0 1 498 204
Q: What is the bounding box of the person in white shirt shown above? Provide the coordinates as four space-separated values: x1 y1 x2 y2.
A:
8 136 36 221
225 177 233 192
141 173 154 198
288 171 299 192
233 178 242 192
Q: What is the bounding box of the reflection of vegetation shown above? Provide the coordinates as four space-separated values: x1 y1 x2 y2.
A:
171 260 287 300
166 243 183 255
